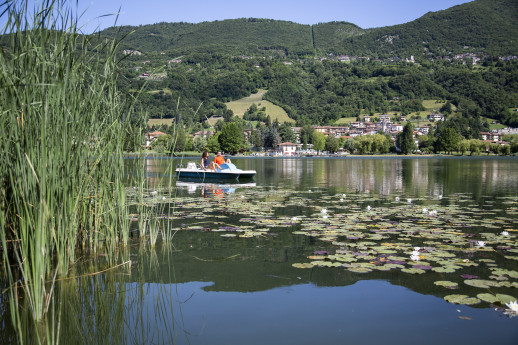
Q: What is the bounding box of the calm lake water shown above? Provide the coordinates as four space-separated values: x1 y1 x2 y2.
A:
3 157 518 344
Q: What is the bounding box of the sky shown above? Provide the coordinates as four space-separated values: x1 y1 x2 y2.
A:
2 0 473 33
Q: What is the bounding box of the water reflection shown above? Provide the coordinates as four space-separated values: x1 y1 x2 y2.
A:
238 157 518 199
129 156 518 199
175 181 257 197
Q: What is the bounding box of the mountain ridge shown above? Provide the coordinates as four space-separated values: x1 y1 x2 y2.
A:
98 0 517 58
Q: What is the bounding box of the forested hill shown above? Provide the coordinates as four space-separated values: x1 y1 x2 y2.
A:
335 0 518 57
100 19 318 56
99 0 518 57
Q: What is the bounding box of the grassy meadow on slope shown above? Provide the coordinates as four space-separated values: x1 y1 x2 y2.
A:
226 89 295 124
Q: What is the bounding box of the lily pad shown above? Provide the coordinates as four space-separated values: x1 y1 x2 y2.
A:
477 293 499 303
402 268 426 274
292 263 314 269
477 293 517 305
463 279 499 288
434 281 459 289
444 294 481 305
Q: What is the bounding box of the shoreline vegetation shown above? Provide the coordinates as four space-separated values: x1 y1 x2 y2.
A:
125 150 518 158
0 2 177 343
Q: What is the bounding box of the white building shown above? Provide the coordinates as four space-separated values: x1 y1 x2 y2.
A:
427 113 445 122
278 142 297 156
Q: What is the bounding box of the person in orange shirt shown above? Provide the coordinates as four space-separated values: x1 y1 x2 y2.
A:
213 151 231 167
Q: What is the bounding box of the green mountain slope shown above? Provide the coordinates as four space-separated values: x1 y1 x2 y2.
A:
102 18 314 56
336 0 518 57
98 0 517 57
311 21 366 50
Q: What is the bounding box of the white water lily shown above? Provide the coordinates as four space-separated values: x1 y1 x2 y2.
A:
407 198 413 203
366 205 372 211
505 300 518 313
501 231 510 236
422 208 428 213
410 254 420 261
395 197 400 202
342 194 346 198
150 190 157 196
476 241 486 247
321 208 327 214
322 215 328 220
291 217 298 221
414 247 421 251
429 210 437 216
340 198 344 202
162 196 166 201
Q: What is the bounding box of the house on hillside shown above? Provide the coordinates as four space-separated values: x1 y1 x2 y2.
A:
390 123 404 132
144 131 167 148
192 130 214 140
417 126 430 135
123 50 142 56
379 114 391 123
278 142 297 156
480 132 502 142
427 113 445 122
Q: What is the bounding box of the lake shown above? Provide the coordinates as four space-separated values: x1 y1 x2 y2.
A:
3 157 518 344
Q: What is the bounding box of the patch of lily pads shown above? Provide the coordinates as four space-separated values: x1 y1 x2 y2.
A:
129 185 518 311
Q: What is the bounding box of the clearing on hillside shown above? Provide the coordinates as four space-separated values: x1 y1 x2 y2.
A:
147 118 174 126
226 89 294 123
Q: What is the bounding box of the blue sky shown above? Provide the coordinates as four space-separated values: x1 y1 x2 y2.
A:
2 0 473 33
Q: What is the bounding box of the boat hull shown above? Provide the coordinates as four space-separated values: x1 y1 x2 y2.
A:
176 168 256 180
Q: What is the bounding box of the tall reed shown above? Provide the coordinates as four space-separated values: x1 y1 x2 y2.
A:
0 0 141 325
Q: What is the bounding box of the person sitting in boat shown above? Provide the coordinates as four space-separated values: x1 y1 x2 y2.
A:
201 150 211 170
214 151 231 166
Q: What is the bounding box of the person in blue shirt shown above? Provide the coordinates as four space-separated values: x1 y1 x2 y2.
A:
201 150 211 170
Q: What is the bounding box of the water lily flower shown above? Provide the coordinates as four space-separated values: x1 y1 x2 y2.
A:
429 210 437 216
410 253 420 261
476 241 486 247
505 300 518 314
407 198 413 203
501 231 510 236
422 208 428 213
366 205 372 211
321 208 327 214
395 197 400 202
414 247 421 251
342 194 346 198
150 190 157 196
340 198 344 202
162 196 166 201
291 217 298 221
322 215 328 220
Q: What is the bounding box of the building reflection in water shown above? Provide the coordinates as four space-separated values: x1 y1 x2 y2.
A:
253 158 517 198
